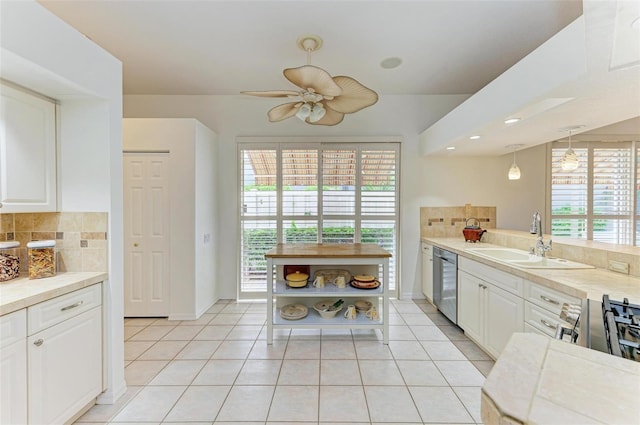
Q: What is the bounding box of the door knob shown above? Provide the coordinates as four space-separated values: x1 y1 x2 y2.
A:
34 339 44 346
134 243 139 247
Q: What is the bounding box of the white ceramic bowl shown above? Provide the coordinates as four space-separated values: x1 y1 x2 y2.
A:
313 300 343 319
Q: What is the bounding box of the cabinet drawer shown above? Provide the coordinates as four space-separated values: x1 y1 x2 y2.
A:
459 257 523 296
421 243 433 254
28 284 102 335
524 322 552 338
524 301 569 337
0 309 26 348
524 280 580 316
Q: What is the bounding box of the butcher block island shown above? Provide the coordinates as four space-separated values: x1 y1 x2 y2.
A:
264 243 391 344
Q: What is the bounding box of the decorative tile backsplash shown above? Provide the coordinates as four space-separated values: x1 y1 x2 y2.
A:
0 212 108 273
420 204 497 238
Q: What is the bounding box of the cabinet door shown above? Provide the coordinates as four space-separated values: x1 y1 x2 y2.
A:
0 83 56 212
457 270 483 343
28 306 102 424
484 283 524 358
0 339 27 425
421 243 434 302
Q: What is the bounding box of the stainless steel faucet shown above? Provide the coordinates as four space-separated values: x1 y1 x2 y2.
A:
530 211 552 256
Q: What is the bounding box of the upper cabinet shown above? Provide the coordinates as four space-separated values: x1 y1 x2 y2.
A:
0 83 57 212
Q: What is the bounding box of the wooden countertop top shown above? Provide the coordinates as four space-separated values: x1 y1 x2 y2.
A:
0 272 108 315
265 243 392 258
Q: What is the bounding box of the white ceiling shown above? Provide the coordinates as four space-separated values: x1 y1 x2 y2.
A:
39 0 582 96
36 0 640 155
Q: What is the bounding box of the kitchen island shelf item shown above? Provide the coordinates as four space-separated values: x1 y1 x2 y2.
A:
265 243 391 344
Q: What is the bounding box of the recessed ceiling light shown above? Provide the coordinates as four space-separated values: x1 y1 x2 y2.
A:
446 146 456 150
504 118 521 125
469 135 481 140
380 57 402 69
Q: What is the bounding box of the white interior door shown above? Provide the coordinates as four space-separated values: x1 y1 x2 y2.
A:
123 153 170 317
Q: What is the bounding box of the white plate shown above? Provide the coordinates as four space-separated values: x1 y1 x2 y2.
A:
280 304 309 320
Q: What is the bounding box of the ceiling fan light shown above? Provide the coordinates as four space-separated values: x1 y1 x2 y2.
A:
296 103 311 120
308 103 326 122
561 148 579 171
508 163 521 180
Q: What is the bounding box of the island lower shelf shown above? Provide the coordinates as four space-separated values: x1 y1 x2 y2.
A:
274 309 383 327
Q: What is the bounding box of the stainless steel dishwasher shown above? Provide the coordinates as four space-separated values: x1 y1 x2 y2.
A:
433 246 458 324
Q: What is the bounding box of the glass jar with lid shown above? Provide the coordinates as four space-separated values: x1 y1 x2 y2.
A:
0 241 21 282
27 240 56 279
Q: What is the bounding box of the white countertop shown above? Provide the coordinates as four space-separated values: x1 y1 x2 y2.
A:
422 237 640 305
482 333 640 424
0 272 108 315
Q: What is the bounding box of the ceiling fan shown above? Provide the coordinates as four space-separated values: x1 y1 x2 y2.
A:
242 35 378 126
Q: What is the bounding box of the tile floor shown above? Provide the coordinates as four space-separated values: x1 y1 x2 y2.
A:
75 298 494 424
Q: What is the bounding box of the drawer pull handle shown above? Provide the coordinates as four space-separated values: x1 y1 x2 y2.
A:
34 339 44 346
540 319 556 329
540 295 560 305
61 300 84 312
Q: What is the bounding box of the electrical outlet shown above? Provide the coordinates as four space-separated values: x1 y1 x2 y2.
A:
608 260 629 274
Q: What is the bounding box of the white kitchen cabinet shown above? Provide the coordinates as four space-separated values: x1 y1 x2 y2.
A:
0 83 57 212
421 242 434 303
524 280 581 338
0 309 27 425
458 268 524 359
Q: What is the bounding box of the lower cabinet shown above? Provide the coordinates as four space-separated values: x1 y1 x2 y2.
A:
0 283 102 425
458 270 524 359
0 310 27 425
28 306 102 424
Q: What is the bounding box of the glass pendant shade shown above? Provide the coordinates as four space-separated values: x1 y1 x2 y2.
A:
508 162 521 180
308 103 326 122
296 103 311 120
561 148 579 171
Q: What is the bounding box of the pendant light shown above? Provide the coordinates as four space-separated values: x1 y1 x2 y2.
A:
561 129 579 171
506 144 524 180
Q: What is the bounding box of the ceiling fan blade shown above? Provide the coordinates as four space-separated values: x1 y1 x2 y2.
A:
307 103 344 126
241 90 300 98
324 76 378 114
267 102 302 122
283 65 342 97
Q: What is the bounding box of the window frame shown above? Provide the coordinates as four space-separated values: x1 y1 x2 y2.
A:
548 139 639 245
237 136 402 300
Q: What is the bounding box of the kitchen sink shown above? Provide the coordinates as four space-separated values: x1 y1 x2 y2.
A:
465 247 595 269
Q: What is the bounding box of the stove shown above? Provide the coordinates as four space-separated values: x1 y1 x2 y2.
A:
602 295 640 362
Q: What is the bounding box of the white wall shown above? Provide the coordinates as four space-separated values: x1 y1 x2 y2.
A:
1 1 125 404
123 118 218 319
124 94 546 299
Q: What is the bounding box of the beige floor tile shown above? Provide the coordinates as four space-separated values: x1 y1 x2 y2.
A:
235 359 282 385
182 313 215 326
148 359 206 385
392 302 424 314
124 326 146 340
216 385 275 422
396 360 449 386
434 360 486 387
388 314 407 325
278 359 319 385
226 325 262 340
321 359 362 385
389 340 430 360
321 328 353 339
124 360 169 385
439 324 469 340
401 313 436 325
175 340 221 360
138 340 189 360
237 313 266 325
319 386 370 422
220 303 251 314
285 339 321 359
111 385 186 422
124 341 155 361
389 325 417 340
161 325 204 340
358 360 404 385
365 385 422 422
151 318 182 326
472 359 495 377
409 386 475 423
248 339 287 359
257 327 291 340
427 312 455 325
163 385 230 422
211 340 255 359
75 386 142 422
453 386 483 423
124 318 156 326
268 385 319 422
127 325 175 341
351 328 383 340
354 340 393 359
321 339 356 359
209 313 242 325
289 328 321 339
410 325 449 341
420 340 467 360
192 359 244 385
453 339 493 360
194 325 233 340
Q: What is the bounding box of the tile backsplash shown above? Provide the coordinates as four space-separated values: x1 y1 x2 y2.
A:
420 204 496 239
0 212 108 273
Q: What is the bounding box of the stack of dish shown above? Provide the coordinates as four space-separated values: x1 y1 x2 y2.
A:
350 275 380 289
354 300 373 313
280 304 309 320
